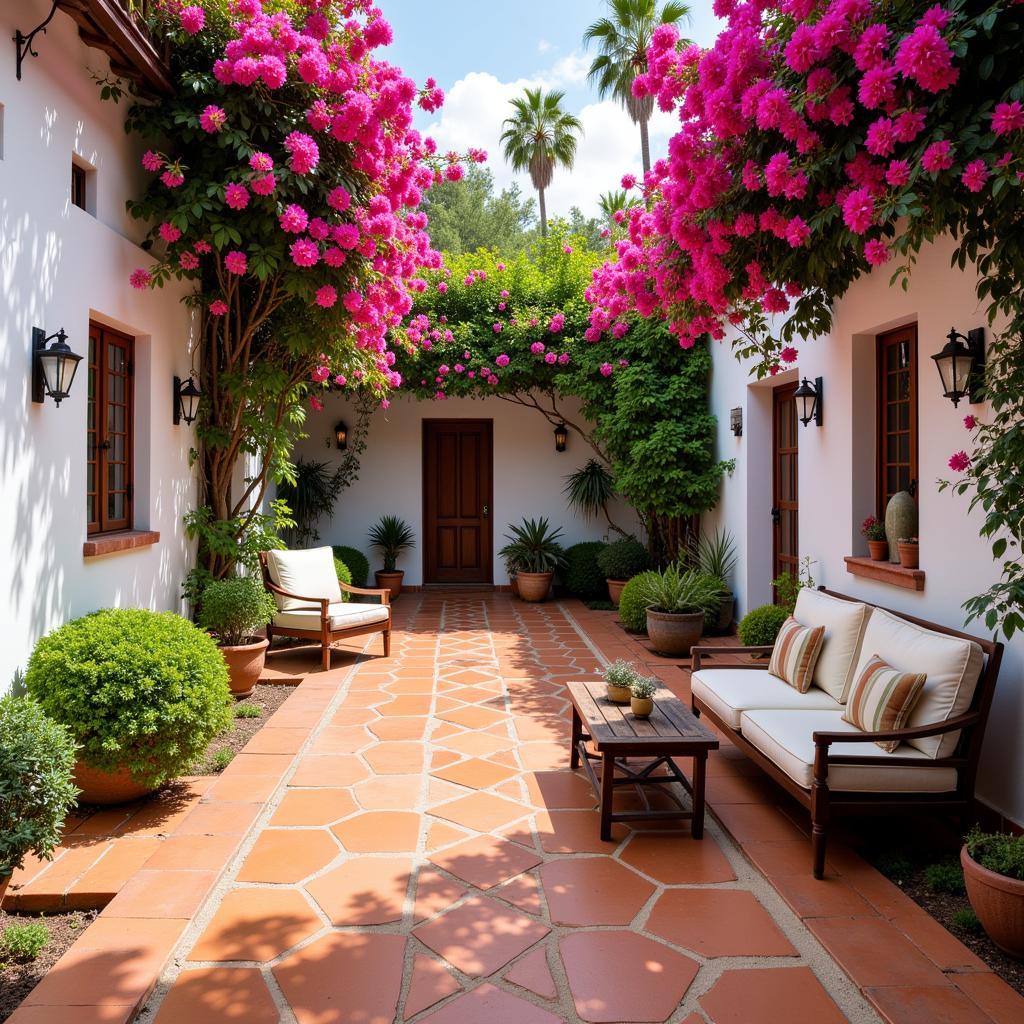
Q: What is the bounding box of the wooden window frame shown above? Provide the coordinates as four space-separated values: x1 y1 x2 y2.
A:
71 162 87 210
87 323 135 536
876 324 919 519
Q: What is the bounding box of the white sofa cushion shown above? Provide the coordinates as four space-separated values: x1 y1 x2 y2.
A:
851 607 984 759
740 709 958 793
273 602 389 632
793 589 871 702
266 547 342 611
691 669 843 730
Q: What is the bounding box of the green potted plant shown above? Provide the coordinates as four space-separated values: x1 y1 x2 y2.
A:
737 604 790 654
368 515 416 597
498 517 567 602
597 538 650 606
617 570 661 633
861 516 888 561
604 659 637 705
630 676 659 719
961 827 1024 958
25 609 233 804
199 577 278 697
898 536 919 569
692 529 737 633
0 696 78 903
644 566 727 657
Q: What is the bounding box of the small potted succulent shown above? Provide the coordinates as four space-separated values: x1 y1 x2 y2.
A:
861 516 888 561
498 517 567 602
369 515 416 597
597 538 650 606
0 696 79 903
961 827 1024 959
645 565 727 657
604 659 637 704
897 536 920 569
630 676 658 719
199 576 278 697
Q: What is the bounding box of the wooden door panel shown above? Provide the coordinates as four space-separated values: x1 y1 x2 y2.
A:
772 383 799 590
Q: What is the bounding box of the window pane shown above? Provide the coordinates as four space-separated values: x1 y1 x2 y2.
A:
899 433 910 463
898 402 910 430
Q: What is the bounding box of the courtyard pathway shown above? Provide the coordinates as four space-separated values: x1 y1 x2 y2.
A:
139 594 878 1024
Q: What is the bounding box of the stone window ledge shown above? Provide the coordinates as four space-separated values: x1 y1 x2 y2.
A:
83 530 160 558
844 555 924 592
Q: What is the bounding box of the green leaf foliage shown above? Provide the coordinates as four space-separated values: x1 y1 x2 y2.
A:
966 826 1024 881
644 566 726 616
617 570 662 632
1 921 49 962
198 577 277 646
499 517 567 574
737 605 789 647
368 516 416 572
563 542 609 601
597 538 650 581
332 545 369 588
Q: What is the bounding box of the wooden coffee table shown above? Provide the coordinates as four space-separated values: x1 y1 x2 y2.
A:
567 681 719 841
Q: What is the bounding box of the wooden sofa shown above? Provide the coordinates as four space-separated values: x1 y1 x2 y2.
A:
259 548 391 670
690 587 1003 877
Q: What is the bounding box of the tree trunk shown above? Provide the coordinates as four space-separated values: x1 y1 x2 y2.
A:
538 187 547 237
639 116 651 177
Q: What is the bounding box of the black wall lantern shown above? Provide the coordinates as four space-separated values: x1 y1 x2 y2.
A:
553 423 568 453
334 420 349 451
794 376 823 427
730 406 743 436
931 326 985 407
173 374 202 425
32 327 82 407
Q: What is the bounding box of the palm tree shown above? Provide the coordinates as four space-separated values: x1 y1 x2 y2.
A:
584 0 692 175
598 188 642 223
501 88 583 237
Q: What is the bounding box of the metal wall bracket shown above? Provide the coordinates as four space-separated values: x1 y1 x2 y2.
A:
14 2 60 81
967 327 986 405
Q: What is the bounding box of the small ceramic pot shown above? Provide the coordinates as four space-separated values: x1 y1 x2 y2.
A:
606 579 627 607
631 696 654 719
867 540 889 561
220 636 269 698
516 571 553 603
375 570 404 599
962 845 1024 959
73 762 155 805
606 683 632 705
897 542 919 569
646 609 705 657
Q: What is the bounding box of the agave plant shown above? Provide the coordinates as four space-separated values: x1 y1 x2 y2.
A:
498 517 567 574
643 565 727 616
690 528 737 587
368 515 416 571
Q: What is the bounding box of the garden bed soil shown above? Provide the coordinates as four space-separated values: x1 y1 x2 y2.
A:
0 908 98 1022
195 682 293 774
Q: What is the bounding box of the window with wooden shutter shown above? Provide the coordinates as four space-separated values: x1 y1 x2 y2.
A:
876 324 918 517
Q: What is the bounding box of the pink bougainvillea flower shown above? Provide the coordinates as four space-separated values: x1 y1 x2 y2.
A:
326 186 351 212
224 183 249 210
436 281 448 293
961 159 989 193
496 353 510 367
563 244 573 254
129 268 151 290
309 395 324 412
948 450 971 472
780 346 798 363
315 285 337 308
992 101 1024 136
251 173 276 196
160 169 184 188
289 238 319 267
886 159 911 187
209 299 228 316
621 174 637 189
496 262 506 271
599 363 613 377
530 341 545 354
179 251 199 270
864 239 891 266
922 140 954 173
279 204 309 234
894 22 959 93
159 222 182 243
141 150 163 172
199 105 226 133
179 5 205 34
963 415 977 430
193 240 211 255
284 131 319 175
492 322 503 333
224 250 247 275
444 164 464 182
842 188 875 234
544 351 557 364
548 312 565 333
249 152 274 172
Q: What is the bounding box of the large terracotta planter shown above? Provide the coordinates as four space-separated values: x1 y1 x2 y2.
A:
607 579 627 607
0 872 11 906
962 846 1024 959
867 540 889 561
221 636 269 698
898 542 920 569
646 609 705 657
710 593 735 635
509 575 521 599
375 570 404 599
516 571 553 603
73 761 155 805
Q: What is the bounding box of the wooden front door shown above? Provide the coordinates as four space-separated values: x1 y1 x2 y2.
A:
423 420 493 584
772 382 799 588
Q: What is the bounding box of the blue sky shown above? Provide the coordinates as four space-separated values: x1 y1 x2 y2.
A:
380 1 725 218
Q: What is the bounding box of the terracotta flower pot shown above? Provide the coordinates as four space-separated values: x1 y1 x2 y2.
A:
646 609 705 657
516 571 553 603
897 542 919 569
220 636 269 698
867 540 889 561
631 696 654 719
0 872 11 906
606 683 632 705
711 593 735 635
962 846 1024 959
509 575 520 599
73 761 155 805
375 570 404 599
607 579 627 607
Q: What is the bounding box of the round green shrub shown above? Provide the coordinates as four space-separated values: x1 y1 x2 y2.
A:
332 545 369 588
333 555 353 601
737 604 789 647
563 542 608 600
25 609 233 789
617 570 661 632
597 538 650 581
198 577 276 646
0 695 78 877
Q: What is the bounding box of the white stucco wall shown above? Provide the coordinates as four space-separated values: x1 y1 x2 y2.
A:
704 236 1024 826
289 394 641 586
0 2 197 693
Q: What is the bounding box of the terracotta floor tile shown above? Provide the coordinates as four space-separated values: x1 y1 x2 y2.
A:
202 773 280 804
866 984 992 1024
377 695 433 716
273 932 406 1024
102 869 215 919
742 839 823 880
524 770 597 809
364 741 428 774
419 983 562 1024
5 1008 135 1024
426 820 472 851
306 857 413 925
518 742 572 771
492 871 543 916
270 788 357 826
236 829 338 883
431 757 519 791
288 753 369 787
712 801 809 843
307 726 371 755
513 716 568 743
385 678 436 694
369 716 429 741
431 792 528 832
560 930 698 1023
413 895 550 977
241 727 308 755
68 838 163 906
525 810 626 854
437 705 509 731
432 750 463 771
618 833 736 884
188 889 322 962
647 889 797 957
887 902 988 972
143 835 239 872
218 753 293 776
504 945 558 1000
439 731 515 758
699 967 848 1024
771 873 878 919
540 858 655 926
354 774 425 809
153 967 278 1023
171 802 261 837
954 971 1024 1024
404 954 462 1019
414 869 470 922
333 811 421 852
430 835 542 890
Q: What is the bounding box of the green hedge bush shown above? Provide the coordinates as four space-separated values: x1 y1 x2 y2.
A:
332 545 369 588
198 577 276 646
333 555 353 601
617 570 661 632
597 538 649 581
737 604 789 647
563 542 608 600
25 609 232 789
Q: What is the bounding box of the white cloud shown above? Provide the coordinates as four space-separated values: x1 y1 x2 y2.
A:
537 39 552 54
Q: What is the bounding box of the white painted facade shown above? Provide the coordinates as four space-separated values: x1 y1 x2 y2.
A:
704 236 1024 827
0 2 197 694
290 394 641 587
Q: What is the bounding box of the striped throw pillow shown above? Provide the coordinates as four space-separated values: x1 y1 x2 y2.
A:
768 617 826 693
842 655 928 752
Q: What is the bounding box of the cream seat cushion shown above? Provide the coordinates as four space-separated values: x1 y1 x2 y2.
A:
265 547 342 611
851 607 983 759
273 602 389 632
793 589 871 702
691 669 843 730
739 709 958 793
